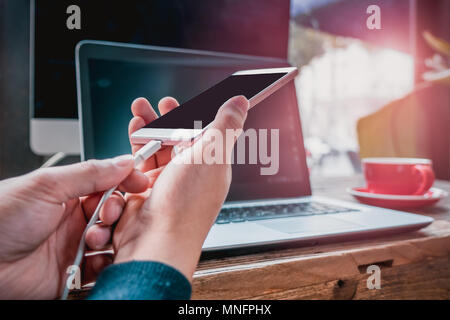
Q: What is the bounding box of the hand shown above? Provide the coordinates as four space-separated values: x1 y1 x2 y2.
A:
114 95 249 280
0 156 148 299
128 97 180 186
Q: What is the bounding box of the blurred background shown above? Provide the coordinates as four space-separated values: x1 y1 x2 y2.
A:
289 0 449 178
0 0 449 180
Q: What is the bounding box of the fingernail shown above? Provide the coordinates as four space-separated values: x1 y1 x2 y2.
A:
231 96 249 115
112 155 133 167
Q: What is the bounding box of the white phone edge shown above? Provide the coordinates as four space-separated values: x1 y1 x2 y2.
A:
130 67 298 145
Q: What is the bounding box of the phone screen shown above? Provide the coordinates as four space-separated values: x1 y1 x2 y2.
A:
144 72 287 129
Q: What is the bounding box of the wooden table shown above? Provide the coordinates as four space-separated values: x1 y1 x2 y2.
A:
192 176 450 300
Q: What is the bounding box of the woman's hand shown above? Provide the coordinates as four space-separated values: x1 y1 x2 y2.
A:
114 96 249 280
0 156 149 299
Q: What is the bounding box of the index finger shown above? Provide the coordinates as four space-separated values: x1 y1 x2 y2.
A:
128 98 159 169
131 97 158 123
129 97 158 151
128 96 180 171
154 97 180 167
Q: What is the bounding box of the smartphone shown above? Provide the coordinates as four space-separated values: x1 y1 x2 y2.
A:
131 67 298 145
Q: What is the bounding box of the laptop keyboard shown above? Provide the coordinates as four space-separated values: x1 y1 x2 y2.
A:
216 202 358 224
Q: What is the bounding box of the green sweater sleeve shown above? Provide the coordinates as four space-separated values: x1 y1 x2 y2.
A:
87 261 192 300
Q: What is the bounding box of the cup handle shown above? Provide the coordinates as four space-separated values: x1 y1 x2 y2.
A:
413 165 435 195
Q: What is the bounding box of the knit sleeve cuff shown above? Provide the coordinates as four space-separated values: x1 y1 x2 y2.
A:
88 261 192 300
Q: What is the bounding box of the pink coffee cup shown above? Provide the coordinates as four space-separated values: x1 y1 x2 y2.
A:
362 158 435 195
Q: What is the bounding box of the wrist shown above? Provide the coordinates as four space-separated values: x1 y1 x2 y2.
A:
114 229 204 281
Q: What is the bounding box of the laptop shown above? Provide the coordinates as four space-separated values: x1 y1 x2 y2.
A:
77 41 433 252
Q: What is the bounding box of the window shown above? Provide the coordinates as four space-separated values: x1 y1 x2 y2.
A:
289 20 414 177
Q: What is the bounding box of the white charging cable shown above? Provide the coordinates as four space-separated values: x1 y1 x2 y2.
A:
61 140 162 300
41 152 67 168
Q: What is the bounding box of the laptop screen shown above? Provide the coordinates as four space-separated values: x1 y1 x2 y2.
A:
81 49 311 201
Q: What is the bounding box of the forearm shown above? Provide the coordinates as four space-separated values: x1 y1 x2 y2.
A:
115 226 208 282
88 261 191 300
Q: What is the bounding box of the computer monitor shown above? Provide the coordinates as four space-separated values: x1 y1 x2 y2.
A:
30 0 290 155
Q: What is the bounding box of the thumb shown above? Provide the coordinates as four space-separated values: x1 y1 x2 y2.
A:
191 96 249 164
210 95 249 136
36 155 135 202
